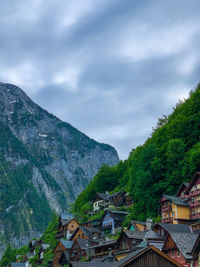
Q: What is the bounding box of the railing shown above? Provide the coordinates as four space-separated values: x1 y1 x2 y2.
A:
190 190 200 197
190 201 200 208
190 213 200 220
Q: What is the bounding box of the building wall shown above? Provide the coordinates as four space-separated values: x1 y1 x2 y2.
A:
72 229 88 241
172 203 190 224
53 242 66 267
68 219 79 233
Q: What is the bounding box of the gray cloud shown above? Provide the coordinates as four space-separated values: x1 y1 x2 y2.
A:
0 0 200 158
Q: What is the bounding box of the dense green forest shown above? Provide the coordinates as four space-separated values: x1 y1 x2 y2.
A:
73 83 200 222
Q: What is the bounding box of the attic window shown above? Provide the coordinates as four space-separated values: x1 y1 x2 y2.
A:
177 250 181 257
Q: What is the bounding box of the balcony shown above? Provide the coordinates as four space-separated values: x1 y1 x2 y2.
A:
190 190 200 197
190 201 200 208
161 205 172 212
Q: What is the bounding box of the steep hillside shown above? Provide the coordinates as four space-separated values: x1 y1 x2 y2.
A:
74 83 200 222
0 83 119 255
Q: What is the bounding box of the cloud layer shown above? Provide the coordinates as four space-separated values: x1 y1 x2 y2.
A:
0 0 200 158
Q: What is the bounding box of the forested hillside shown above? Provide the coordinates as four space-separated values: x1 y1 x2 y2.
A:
73 84 200 222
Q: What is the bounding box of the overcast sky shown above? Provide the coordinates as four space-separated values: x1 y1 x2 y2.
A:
0 0 200 159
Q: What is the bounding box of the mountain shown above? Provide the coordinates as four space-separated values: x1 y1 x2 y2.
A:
74 83 200 222
0 83 119 255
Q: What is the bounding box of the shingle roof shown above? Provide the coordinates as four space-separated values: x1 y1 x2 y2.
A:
157 223 192 233
80 226 101 238
70 262 116 267
170 232 199 259
77 239 97 249
125 230 145 240
108 209 129 215
60 239 74 249
117 246 183 267
96 191 125 201
144 230 165 240
88 240 117 249
163 195 189 206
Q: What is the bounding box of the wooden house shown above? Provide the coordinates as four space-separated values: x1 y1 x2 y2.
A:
56 214 79 240
160 195 190 224
127 221 147 232
53 239 74 267
185 172 200 220
92 191 128 211
88 240 118 258
117 230 145 251
70 239 98 261
71 226 102 241
162 231 198 267
117 245 184 267
101 209 129 234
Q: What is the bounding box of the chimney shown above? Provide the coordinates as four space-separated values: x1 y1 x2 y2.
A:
146 218 152 231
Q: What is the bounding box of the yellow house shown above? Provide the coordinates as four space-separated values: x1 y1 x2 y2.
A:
160 195 190 224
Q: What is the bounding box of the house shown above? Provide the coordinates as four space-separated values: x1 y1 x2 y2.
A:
117 230 145 251
160 195 190 224
102 209 129 234
162 231 198 267
53 239 74 267
137 230 165 251
71 226 102 241
185 172 200 220
127 220 148 231
70 239 98 261
56 213 79 239
88 240 118 258
117 245 184 267
92 191 128 211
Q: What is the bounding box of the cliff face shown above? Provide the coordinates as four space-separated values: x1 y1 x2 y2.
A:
0 83 119 255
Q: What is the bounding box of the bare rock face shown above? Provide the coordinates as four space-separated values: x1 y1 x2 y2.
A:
0 83 119 255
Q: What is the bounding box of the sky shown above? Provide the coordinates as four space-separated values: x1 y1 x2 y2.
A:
0 0 200 159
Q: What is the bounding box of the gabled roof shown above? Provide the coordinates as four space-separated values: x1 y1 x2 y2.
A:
190 233 200 257
88 240 117 249
76 239 98 249
117 246 183 267
167 232 199 259
144 230 165 240
176 182 189 197
162 195 189 207
186 172 200 193
70 262 116 267
124 230 146 240
71 226 101 240
154 223 192 234
60 239 74 249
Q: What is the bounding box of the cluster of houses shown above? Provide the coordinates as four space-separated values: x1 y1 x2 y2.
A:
10 172 200 266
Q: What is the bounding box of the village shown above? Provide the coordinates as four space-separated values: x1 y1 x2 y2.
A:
11 171 200 267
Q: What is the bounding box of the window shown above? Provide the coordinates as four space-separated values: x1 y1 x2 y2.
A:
171 250 175 258
172 212 175 218
197 184 200 189
177 250 181 257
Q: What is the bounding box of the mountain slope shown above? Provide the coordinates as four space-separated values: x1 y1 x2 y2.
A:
0 82 119 254
74 83 200 222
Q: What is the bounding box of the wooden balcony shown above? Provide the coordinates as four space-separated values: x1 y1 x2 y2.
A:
190 201 200 208
190 190 200 197
161 205 172 212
